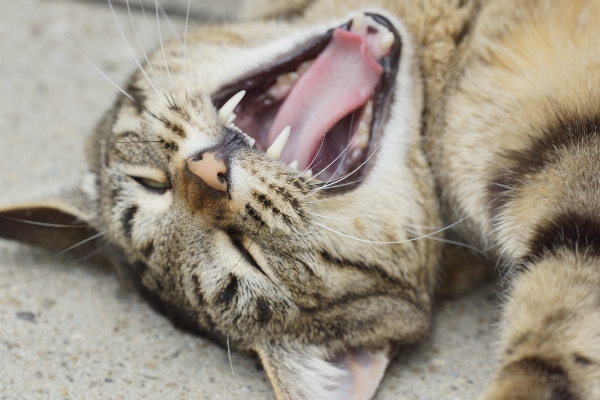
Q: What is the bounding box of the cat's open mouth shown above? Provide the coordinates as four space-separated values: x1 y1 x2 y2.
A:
213 13 401 190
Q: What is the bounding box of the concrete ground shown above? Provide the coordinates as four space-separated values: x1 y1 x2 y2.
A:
0 1 501 398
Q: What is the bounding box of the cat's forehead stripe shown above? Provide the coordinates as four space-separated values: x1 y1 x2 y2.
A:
163 119 186 138
126 82 146 116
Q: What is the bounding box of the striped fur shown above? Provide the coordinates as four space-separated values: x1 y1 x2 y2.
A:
0 1 475 398
429 0 600 397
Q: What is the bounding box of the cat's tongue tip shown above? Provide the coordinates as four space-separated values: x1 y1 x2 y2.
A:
333 28 384 74
267 27 385 169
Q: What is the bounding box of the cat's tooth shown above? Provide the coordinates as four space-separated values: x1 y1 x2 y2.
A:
351 12 366 31
289 160 299 170
297 60 314 75
380 31 395 51
218 90 245 125
302 169 313 179
228 124 255 148
357 119 371 145
266 125 291 160
242 132 256 148
228 123 241 133
277 72 299 85
226 113 237 126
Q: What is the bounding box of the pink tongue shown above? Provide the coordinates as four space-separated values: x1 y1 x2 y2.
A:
266 28 384 170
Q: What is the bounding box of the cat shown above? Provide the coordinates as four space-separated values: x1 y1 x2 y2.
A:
0 0 471 398
1 0 598 399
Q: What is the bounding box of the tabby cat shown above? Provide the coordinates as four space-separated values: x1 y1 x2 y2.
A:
1 0 598 399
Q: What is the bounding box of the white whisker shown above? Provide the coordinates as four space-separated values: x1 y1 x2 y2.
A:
136 0 168 86
321 143 381 188
50 230 109 259
63 36 138 104
309 108 359 187
226 335 238 395
404 227 489 257
107 0 161 98
304 126 357 184
305 191 359 203
183 0 191 96
290 224 309 236
157 1 181 43
311 220 430 244
155 0 175 91
314 177 366 190
307 210 371 220
0 216 88 229
311 212 475 245
302 143 381 199
125 0 166 94
188 8 220 95
0 241 112 287
301 135 327 175
138 0 146 17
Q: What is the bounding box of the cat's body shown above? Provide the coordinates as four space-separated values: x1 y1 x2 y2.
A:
1 0 598 398
430 0 600 397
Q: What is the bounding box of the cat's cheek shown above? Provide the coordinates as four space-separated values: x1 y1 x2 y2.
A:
129 190 173 248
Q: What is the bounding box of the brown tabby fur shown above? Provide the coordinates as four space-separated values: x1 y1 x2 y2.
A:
428 0 600 398
1 0 598 398
1 0 470 398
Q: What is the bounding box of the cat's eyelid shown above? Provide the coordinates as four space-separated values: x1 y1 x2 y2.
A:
117 164 168 183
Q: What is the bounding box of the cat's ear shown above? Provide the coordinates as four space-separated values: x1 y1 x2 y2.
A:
255 340 391 400
0 183 103 259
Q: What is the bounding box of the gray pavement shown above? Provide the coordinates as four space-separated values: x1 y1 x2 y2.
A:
0 1 500 398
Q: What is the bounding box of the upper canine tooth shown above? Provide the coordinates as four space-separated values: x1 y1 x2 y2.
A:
226 113 237 126
351 12 366 31
380 31 395 50
218 90 245 125
266 125 291 160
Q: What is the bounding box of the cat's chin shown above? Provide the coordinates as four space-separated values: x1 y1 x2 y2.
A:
212 12 402 193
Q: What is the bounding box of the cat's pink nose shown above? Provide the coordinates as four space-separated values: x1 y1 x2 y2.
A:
187 152 228 192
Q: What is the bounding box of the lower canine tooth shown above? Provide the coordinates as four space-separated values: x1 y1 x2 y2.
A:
266 126 291 160
302 169 313 179
289 160 299 170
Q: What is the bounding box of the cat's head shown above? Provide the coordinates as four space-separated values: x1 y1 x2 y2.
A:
1 8 445 399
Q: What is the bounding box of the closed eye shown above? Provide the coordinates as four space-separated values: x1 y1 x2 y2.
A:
117 164 170 194
131 176 170 194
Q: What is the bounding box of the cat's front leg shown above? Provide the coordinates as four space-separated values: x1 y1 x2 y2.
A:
481 250 600 400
